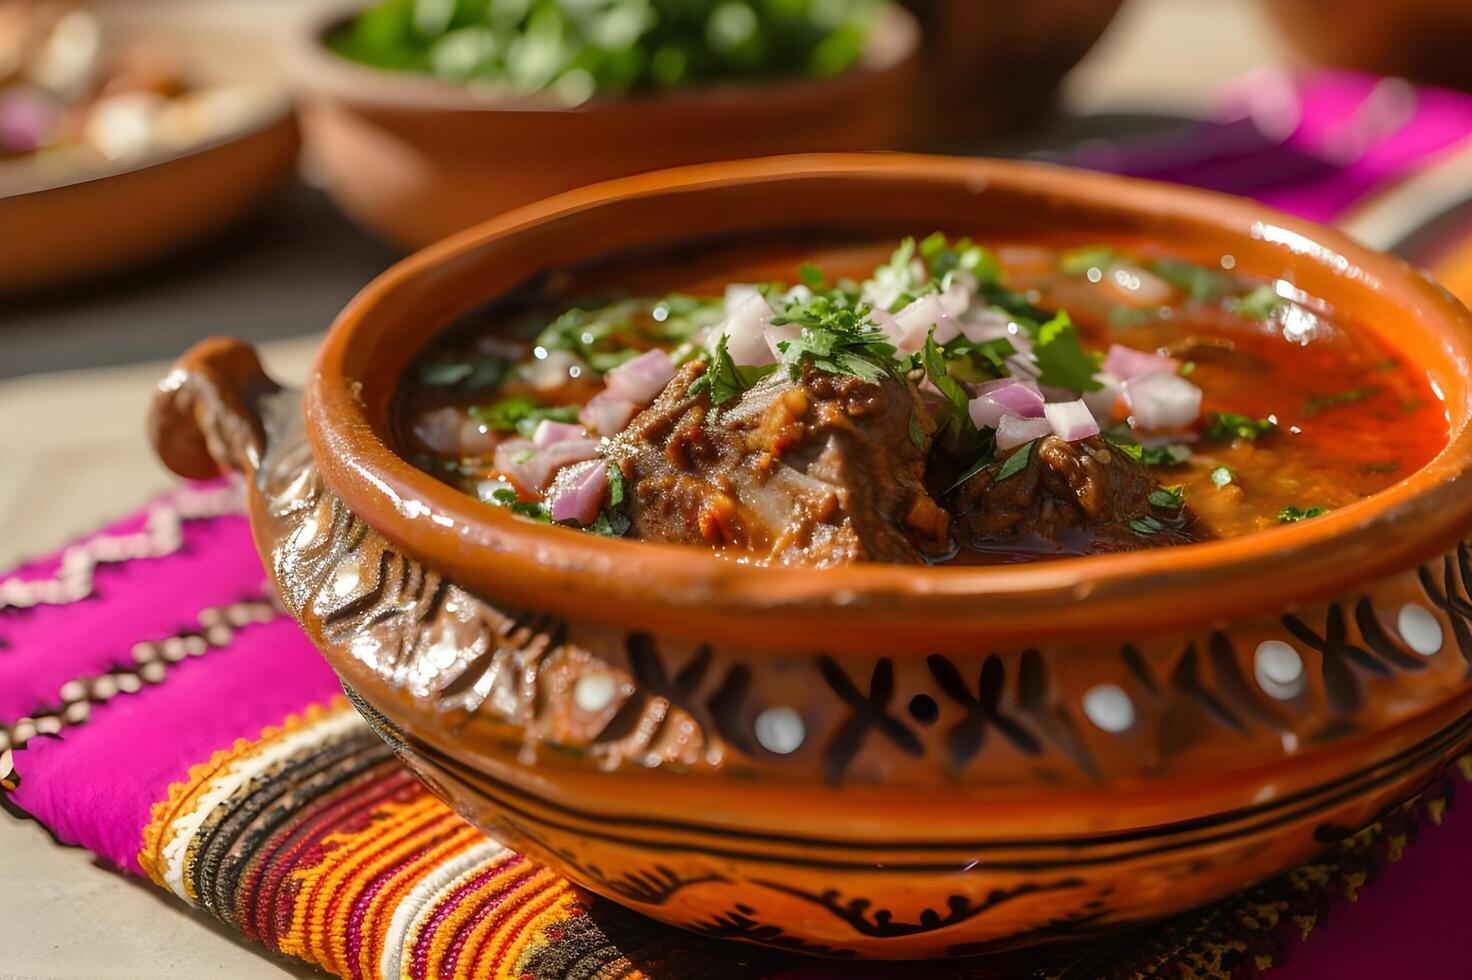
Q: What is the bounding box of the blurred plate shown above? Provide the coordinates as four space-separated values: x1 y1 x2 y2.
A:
0 1 297 295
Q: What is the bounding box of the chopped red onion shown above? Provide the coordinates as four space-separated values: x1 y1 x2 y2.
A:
605 349 675 404
959 309 1012 344
1122 371 1203 431
724 283 761 312
0 89 57 154
532 419 589 448
1103 344 1180 381
1082 371 1123 423
891 294 946 354
493 437 541 492
547 459 609 525
931 314 963 345
495 436 600 493
1044 399 1100 442
968 379 1044 429
579 390 639 435
996 414 1053 451
718 291 775 366
523 348 583 390
937 277 974 318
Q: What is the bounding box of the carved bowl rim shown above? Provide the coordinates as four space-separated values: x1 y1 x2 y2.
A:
302 153 1472 652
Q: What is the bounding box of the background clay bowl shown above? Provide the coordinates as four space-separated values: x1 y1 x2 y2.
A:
287 6 919 249
902 0 1125 143
1258 0 1472 93
152 155 1472 959
0 2 298 295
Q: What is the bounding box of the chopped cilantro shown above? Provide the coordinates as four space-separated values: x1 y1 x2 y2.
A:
1104 426 1191 466
946 439 999 492
588 510 631 537
943 335 1016 382
864 237 927 311
1179 360 1196 377
1148 485 1185 511
1279 506 1330 523
690 334 768 406
995 440 1035 482
908 413 926 450
798 263 826 289
1059 245 1117 277
1229 285 1284 321
921 331 977 453
534 295 723 373
1210 465 1234 488
1151 259 1234 301
469 395 578 436
772 293 897 383
418 353 510 390
606 461 625 507
490 487 550 523
920 232 1002 287
1302 386 1380 417
1129 515 1166 535
1032 311 1103 392
1142 443 1192 466
1108 306 1154 328
1205 411 1277 442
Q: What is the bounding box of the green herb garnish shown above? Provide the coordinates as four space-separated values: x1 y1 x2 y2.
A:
1229 284 1285 321
772 295 897 383
418 353 510 390
588 509 632 537
1148 485 1185 511
1142 444 1192 466
920 232 1002 287
921 331 976 452
490 487 550 523
798 263 826 289
1210 465 1234 488
1302 386 1381 417
689 334 767 406
328 0 885 101
1279 506 1330 523
1129 515 1166 535
1059 245 1116 277
1151 259 1234 301
1108 306 1154 328
606 461 625 507
1205 411 1278 442
1032 311 1103 393
469 395 578 436
995 440 1035 482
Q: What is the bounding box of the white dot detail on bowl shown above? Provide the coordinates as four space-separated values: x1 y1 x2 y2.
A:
331 560 360 597
1254 640 1305 700
1082 684 1134 733
754 707 806 754
573 672 617 713
1397 603 1443 656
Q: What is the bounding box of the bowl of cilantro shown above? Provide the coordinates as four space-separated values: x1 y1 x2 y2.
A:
290 0 918 248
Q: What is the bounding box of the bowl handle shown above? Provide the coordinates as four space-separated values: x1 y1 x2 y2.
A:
148 337 286 480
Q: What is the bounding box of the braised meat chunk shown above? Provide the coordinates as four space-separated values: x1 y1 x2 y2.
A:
605 361 950 566
945 435 1203 556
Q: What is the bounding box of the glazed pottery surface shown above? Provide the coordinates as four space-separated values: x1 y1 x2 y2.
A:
151 155 1472 959
0 2 297 294
288 9 918 249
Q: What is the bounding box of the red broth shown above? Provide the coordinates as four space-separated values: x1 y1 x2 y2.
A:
396 236 1447 557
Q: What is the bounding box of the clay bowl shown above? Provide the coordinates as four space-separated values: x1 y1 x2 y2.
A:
0 2 298 295
287 6 919 250
150 155 1472 960
901 0 1125 142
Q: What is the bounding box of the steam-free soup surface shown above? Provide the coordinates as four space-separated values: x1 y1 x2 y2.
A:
396 235 1446 566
